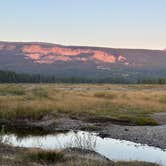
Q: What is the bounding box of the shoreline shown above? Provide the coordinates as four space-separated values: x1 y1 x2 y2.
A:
1 116 166 150
0 144 159 166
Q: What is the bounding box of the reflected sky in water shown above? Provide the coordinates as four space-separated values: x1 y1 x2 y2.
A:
2 131 166 165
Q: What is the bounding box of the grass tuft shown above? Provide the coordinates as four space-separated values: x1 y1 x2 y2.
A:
94 92 117 99
27 149 64 163
0 85 25 96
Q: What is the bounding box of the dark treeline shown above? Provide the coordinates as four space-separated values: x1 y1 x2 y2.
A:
0 70 55 83
0 70 166 84
0 70 131 83
137 78 166 84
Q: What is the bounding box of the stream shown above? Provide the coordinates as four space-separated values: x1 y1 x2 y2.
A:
1 130 166 165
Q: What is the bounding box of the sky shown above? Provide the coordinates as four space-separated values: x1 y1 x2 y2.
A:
0 0 166 49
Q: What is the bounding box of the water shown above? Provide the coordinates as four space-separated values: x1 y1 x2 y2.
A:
1 130 166 165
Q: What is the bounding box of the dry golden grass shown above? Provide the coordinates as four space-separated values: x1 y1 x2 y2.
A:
26 149 64 163
0 84 166 125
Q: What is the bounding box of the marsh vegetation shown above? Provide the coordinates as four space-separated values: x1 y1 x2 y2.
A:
0 84 166 125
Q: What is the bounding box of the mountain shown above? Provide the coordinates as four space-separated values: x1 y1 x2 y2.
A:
0 41 166 82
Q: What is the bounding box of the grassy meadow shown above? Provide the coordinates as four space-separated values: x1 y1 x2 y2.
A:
0 84 166 125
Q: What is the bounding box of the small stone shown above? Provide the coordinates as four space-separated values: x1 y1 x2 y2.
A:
124 128 129 131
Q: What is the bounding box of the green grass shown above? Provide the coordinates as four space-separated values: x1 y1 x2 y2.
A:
117 115 158 125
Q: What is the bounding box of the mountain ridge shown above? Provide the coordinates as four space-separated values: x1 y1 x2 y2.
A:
0 41 166 82
0 41 164 51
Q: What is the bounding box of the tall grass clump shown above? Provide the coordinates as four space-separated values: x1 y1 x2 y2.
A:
66 132 97 151
0 100 54 120
0 85 25 96
32 87 49 99
0 125 5 144
159 95 166 104
94 92 117 99
0 125 10 145
27 149 64 163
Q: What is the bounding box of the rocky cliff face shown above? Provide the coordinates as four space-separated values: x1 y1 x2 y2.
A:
0 43 128 64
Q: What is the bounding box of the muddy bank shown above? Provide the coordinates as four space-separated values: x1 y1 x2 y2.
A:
1 116 166 150
0 144 160 166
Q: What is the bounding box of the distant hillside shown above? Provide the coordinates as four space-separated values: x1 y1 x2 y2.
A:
0 41 166 82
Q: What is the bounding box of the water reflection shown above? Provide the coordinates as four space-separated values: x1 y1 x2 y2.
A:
1 131 166 165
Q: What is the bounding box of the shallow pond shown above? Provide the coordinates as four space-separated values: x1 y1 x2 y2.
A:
1 130 166 165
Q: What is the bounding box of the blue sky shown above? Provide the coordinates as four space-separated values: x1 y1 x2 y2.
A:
0 0 165 49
